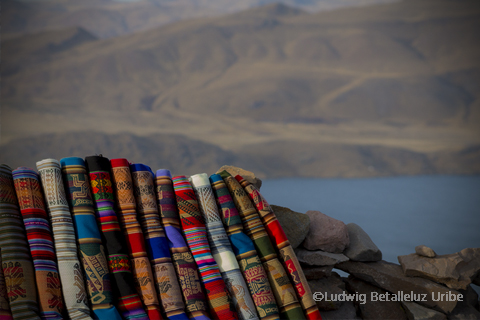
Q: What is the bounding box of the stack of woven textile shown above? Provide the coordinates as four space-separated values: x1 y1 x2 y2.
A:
0 155 322 320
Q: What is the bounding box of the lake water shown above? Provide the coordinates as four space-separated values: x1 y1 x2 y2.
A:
261 175 480 264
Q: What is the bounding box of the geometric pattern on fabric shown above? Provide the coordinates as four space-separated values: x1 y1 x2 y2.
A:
172 176 237 320
36 159 92 320
237 176 322 320
0 164 40 320
154 170 210 320
110 159 162 320
218 172 304 320
190 174 258 320
209 174 279 320
12 167 65 320
129 164 187 320
84 156 148 320
60 157 122 320
0 254 14 319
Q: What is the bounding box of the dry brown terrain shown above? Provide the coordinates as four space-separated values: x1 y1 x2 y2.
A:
1 0 479 177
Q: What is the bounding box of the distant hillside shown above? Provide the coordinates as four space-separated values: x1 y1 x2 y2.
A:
2 0 397 38
2 0 479 178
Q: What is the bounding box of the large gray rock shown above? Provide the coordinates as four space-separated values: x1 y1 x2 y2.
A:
303 210 349 253
343 223 382 261
416 245 436 258
335 260 461 314
270 204 310 249
447 288 480 320
345 276 408 320
320 301 360 320
295 248 349 266
303 266 334 280
308 272 345 311
216 165 262 189
402 302 447 320
398 248 480 290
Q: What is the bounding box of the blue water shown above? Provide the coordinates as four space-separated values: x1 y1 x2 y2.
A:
261 175 480 264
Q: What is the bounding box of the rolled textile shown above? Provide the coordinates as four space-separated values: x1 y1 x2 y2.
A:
190 174 258 320
209 174 279 320
0 165 40 320
110 159 162 319
37 159 92 320
130 164 187 320
237 176 322 320
84 156 148 320
155 170 210 320
60 157 122 320
218 171 304 320
12 167 64 319
172 176 237 320
0 254 13 320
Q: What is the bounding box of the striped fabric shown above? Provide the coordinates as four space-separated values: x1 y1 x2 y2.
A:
0 254 13 319
154 170 210 320
130 164 187 320
36 159 92 320
0 165 40 320
209 174 279 320
190 174 258 320
237 176 322 320
60 157 122 320
84 156 148 320
12 167 65 319
218 171 304 320
172 176 237 320
110 159 162 320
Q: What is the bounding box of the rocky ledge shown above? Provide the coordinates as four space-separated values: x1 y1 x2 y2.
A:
222 166 480 319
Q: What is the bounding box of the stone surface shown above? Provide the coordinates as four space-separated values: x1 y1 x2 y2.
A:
416 245 436 258
343 223 382 262
398 248 480 290
303 266 334 280
216 165 262 189
335 260 460 313
320 301 360 320
295 248 349 266
447 297 480 320
270 204 310 249
303 210 349 253
308 272 345 311
402 302 447 320
345 276 408 320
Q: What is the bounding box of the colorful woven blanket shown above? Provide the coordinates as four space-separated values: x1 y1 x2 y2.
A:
190 173 259 320
237 176 322 320
0 254 13 320
0 165 40 320
155 170 210 320
110 159 162 319
129 163 188 320
60 157 122 320
209 174 279 320
218 171 304 320
84 156 148 320
37 159 91 320
12 167 64 319
172 176 237 320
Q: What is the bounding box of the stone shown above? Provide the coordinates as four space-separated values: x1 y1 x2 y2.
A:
270 204 310 249
345 276 408 320
303 210 349 253
320 301 360 320
343 223 382 262
216 165 262 189
303 266 334 280
447 290 480 320
415 245 436 258
335 260 461 313
398 248 480 290
308 272 345 311
402 302 447 320
295 248 349 266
